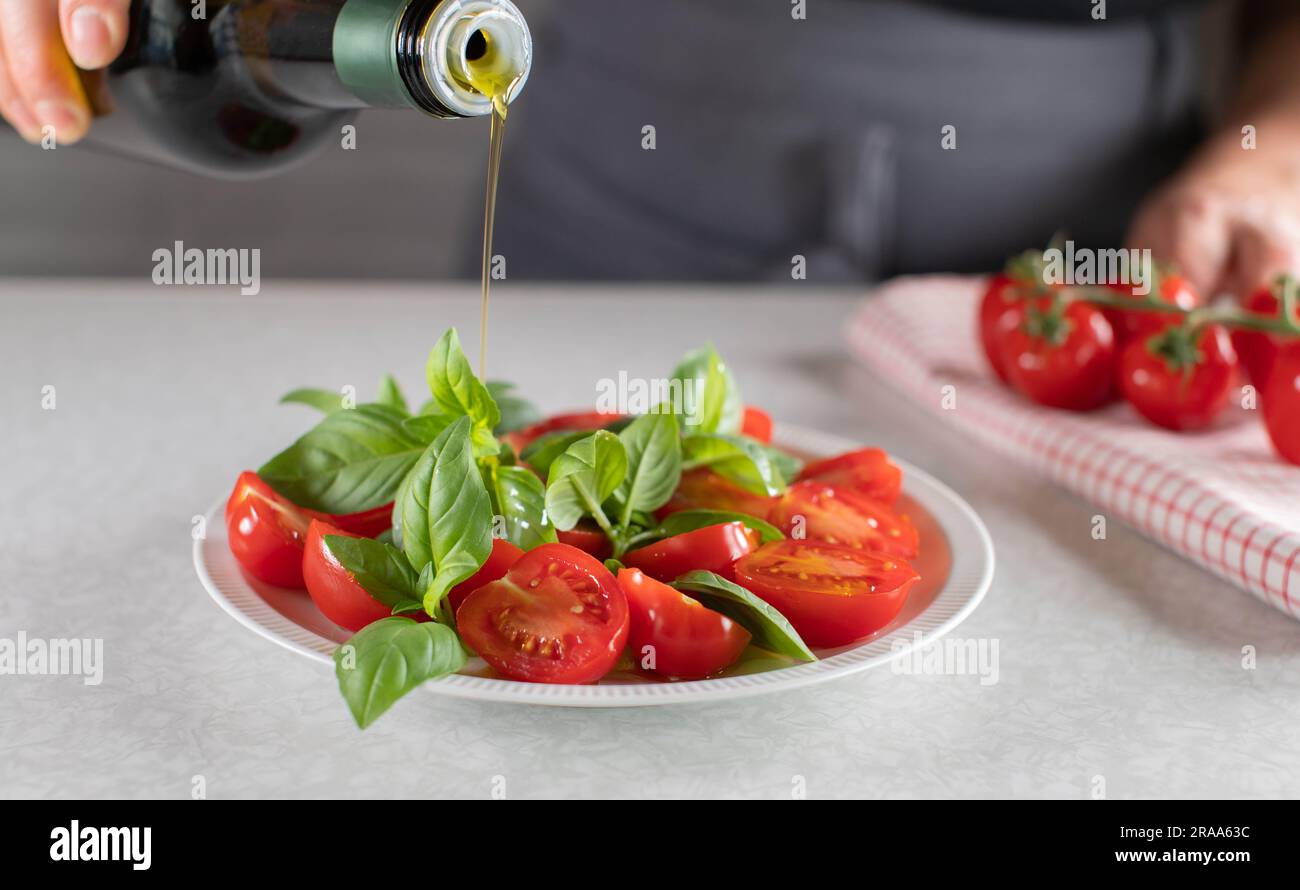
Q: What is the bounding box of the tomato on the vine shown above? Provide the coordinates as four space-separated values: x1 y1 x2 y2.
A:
1264 342 1300 465
225 471 312 588
618 568 750 679
978 273 1031 383
623 521 759 582
1118 324 1237 431
1104 272 1199 345
769 481 918 559
1232 284 1299 388
997 297 1117 411
734 540 919 648
796 447 902 505
456 543 629 684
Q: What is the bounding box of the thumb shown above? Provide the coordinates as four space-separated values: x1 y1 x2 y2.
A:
59 0 130 70
1125 188 1232 299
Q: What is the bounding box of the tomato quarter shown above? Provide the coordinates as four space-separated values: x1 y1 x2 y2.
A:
734 540 919 648
447 537 524 612
796 447 902 505
556 522 612 560
741 406 773 443
623 521 759 582
456 543 630 684
657 468 776 519
225 471 311 588
303 519 406 632
769 481 918 559
618 568 750 679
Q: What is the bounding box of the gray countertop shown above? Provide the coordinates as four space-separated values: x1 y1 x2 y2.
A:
3 279 1298 800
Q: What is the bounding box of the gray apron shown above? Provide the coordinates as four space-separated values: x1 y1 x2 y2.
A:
485 0 1210 281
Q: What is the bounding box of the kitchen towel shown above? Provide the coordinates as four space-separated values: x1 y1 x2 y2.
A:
849 275 1300 621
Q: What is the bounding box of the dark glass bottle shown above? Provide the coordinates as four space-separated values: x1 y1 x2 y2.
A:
81 0 531 178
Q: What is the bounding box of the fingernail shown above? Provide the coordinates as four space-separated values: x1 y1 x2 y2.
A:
70 6 111 53
33 99 88 138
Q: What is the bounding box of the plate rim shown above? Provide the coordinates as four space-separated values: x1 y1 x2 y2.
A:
194 423 995 707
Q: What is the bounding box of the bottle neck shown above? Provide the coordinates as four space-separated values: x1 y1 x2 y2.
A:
334 0 531 118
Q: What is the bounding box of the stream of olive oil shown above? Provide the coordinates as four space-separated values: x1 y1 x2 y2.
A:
465 32 520 380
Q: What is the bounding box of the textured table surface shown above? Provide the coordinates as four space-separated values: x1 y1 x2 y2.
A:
3 280 1298 800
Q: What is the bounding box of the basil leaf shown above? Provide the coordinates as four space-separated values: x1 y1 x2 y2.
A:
279 387 349 414
520 430 589 476
672 571 815 662
630 509 784 550
765 445 804 483
491 465 557 550
376 374 409 415
487 381 541 434
544 431 627 531
398 416 494 610
668 345 743 434
425 329 500 452
613 413 681 527
333 618 467 728
321 534 420 608
682 433 786 496
259 404 432 513
401 413 453 443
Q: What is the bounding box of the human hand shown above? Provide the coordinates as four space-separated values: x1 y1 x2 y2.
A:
0 0 129 144
1126 120 1300 302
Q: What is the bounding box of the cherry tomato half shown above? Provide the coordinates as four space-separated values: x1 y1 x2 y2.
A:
617 568 751 679
225 471 312 588
623 521 759 583
796 448 902 505
503 411 623 453
769 481 918 559
741 406 774 444
734 540 919 648
447 538 524 612
315 503 393 538
557 523 612 560
1104 273 1199 345
457 543 630 684
657 468 776 520
1118 325 1237 431
1264 343 1300 466
303 519 404 632
998 298 1117 411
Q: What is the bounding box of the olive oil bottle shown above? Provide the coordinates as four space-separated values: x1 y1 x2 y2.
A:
83 0 531 178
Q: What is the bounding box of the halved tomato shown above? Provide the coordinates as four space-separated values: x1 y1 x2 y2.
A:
303 519 403 631
734 540 919 647
741 406 773 444
618 568 751 679
447 538 524 611
769 481 918 558
225 471 311 588
623 521 758 582
557 522 612 560
657 468 776 519
457 543 630 684
503 410 623 453
796 448 902 505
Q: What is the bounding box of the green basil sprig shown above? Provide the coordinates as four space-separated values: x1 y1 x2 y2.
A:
667 345 743 435
258 403 437 514
490 464 557 550
321 535 423 614
544 430 628 535
487 380 541 434
671 571 816 662
376 374 409 414
397 416 494 616
425 329 500 454
333 618 467 728
612 413 681 527
682 433 786 496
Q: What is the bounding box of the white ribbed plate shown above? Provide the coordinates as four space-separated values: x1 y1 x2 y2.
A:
194 424 993 707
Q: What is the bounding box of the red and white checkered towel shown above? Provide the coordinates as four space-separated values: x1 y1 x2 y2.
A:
848 275 1300 621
